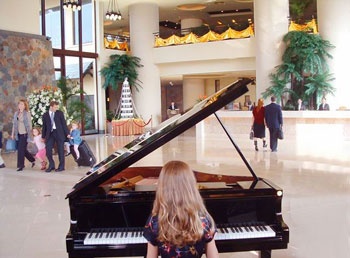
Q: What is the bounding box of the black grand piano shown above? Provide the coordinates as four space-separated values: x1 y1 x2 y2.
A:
66 78 289 258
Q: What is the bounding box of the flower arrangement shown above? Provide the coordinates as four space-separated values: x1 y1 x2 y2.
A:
27 85 64 126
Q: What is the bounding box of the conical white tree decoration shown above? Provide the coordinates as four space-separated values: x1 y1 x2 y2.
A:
119 77 134 119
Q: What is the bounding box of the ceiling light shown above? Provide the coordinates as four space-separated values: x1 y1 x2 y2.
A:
177 4 207 11
105 0 122 21
63 0 81 11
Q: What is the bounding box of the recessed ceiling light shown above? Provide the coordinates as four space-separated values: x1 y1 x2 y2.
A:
177 4 207 11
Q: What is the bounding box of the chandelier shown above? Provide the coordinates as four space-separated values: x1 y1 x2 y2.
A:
63 0 82 11
105 0 122 21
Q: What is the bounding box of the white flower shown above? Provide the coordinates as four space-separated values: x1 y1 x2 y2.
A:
27 86 66 127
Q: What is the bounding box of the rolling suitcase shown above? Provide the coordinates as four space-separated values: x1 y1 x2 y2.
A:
70 140 96 167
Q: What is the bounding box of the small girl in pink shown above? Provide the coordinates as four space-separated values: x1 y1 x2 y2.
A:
32 127 47 170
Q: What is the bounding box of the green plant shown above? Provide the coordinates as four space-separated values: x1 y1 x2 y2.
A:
56 76 92 128
262 73 294 107
106 110 115 122
100 54 143 91
263 31 335 108
289 0 313 20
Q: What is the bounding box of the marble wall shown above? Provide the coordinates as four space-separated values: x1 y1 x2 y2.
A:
0 30 54 142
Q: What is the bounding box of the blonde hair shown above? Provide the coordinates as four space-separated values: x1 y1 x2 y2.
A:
256 98 264 111
70 120 80 128
32 126 42 134
152 160 215 247
18 98 29 111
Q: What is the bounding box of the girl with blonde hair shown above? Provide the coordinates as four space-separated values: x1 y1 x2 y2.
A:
252 98 267 151
32 127 47 170
144 160 219 258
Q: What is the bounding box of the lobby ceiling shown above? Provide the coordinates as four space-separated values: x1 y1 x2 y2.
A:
102 0 255 35
100 0 316 82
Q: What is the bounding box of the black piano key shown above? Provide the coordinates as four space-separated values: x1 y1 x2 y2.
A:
112 228 117 238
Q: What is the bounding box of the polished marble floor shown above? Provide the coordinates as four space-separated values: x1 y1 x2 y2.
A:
0 126 350 258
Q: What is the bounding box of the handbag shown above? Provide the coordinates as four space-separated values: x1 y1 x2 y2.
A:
6 138 17 152
249 129 254 140
278 127 284 140
27 142 38 155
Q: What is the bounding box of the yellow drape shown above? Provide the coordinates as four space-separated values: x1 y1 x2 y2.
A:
180 32 199 44
153 25 255 47
288 19 318 34
104 38 130 51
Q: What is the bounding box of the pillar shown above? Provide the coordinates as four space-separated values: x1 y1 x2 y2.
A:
183 78 205 110
254 0 289 103
181 18 202 31
129 3 161 126
317 0 350 110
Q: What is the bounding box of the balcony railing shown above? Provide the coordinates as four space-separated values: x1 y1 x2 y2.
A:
104 34 130 51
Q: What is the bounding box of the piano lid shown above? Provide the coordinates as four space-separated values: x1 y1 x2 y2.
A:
66 78 252 199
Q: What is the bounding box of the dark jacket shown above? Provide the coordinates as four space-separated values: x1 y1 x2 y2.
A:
264 102 283 129
42 110 69 141
318 103 330 111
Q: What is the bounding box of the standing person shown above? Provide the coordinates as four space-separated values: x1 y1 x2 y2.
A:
252 98 267 151
318 97 330 110
32 127 47 170
11 99 36 171
41 100 69 172
168 101 178 110
65 121 82 160
143 160 219 258
264 96 283 152
0 122 5 168
296 98 306 111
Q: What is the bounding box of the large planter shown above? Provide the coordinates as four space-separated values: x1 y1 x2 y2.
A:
106 121 112 134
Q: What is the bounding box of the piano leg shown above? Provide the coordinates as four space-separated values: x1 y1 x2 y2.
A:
260 250 271 258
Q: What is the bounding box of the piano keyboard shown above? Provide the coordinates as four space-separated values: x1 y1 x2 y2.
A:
83 223 275 246
84 228 147 245
215 224 276 240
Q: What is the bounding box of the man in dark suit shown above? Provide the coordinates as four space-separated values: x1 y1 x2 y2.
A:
168 102 178 110
264 96 283 152
42 100 70 172
318 97 330 110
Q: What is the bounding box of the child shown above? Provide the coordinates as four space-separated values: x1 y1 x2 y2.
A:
65 121 82 160
143 160 219 258
32 127 47 170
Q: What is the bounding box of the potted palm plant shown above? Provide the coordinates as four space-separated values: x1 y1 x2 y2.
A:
100 54 143 91
263 31 335 109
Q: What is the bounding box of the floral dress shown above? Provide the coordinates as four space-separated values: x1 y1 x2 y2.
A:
143 215 216 258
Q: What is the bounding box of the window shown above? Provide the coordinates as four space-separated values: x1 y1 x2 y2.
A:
74 0 93 45
44 6 61 48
